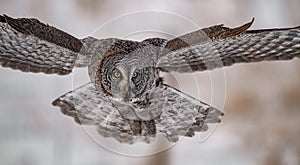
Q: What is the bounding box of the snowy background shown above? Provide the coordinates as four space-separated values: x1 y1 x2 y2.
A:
0 0 300 165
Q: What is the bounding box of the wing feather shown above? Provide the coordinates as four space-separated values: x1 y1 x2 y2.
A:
154 84 223 142
52 83 223 143
0 15 85 75
157 19 300 72
52 83 157 144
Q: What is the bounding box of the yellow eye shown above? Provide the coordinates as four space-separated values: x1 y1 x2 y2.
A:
132 72 138 78
114 71 121 78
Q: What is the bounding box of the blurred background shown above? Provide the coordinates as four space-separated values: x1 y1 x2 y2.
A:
0 0 300 165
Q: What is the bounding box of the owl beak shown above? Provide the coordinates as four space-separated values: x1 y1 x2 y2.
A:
124 85 129 93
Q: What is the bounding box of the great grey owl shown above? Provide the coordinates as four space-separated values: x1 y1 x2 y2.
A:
0 15 299 144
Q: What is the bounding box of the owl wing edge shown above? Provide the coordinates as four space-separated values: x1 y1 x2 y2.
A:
52 83 157 144
157 19 300 72
153 84 224 142
0 14 89 75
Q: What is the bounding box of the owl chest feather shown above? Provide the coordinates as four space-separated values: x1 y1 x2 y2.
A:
110 87 162 121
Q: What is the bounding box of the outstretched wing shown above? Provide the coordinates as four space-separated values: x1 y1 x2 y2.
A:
0 15 86 75
52 83 223 143
52 83 147 144
154 84 223 142
157 19 300 72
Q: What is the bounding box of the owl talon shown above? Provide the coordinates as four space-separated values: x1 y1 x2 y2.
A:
185 129 195 137
129 120 141 135
129 120 156 136
141 120 156 136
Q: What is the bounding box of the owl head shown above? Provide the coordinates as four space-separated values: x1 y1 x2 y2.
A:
88 40 158 103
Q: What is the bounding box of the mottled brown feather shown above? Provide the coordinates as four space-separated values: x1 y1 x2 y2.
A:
158 19 300 73
3 14 83 52
165 18 254 52
0 15 86 75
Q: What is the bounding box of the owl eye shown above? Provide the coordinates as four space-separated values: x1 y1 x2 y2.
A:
132 71 138 78
113 71 121 78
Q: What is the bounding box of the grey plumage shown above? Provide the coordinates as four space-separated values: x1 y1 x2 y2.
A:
0 15 85 75
0 15 299 143
52 83 220 143
157 19 300 72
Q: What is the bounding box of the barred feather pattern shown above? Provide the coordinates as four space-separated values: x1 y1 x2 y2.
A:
0 20 81 75
157 27 300 72
52 83 223 143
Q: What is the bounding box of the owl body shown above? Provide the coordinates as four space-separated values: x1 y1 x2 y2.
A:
86 38 165 121
1 15 300 143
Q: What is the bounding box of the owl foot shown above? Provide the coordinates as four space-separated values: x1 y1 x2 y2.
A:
141 120 156 136
129 120 141 135
129 120 156 136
